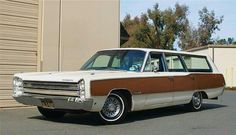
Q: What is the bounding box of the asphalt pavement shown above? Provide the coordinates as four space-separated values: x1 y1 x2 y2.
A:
0 90 236 135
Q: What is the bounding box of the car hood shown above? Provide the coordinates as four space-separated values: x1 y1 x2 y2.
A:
14 70 141 83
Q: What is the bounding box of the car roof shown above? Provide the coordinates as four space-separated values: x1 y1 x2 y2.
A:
101 48 208 57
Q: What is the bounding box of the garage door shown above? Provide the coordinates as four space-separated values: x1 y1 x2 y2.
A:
0 0 39 108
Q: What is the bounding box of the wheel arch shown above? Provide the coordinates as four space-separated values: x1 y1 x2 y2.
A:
199 91 208 99
109 88 133 112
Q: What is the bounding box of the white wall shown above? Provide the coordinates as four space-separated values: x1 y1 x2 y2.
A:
41 0 60 71
214 48 236 88
41 0 120 71
191 48 212 58
60 0 120 71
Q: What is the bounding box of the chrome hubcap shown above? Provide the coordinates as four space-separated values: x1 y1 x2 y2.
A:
101 95 122 119
192 92 202 109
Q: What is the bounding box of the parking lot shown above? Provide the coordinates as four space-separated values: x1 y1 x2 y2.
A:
0 90 236 135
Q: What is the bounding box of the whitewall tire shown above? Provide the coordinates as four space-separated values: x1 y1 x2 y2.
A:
99 93 128 124
188 92 203 111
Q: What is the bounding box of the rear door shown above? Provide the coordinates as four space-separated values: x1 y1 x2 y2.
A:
164 54 195 105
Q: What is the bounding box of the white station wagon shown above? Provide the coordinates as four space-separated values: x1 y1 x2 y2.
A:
13 48 225 124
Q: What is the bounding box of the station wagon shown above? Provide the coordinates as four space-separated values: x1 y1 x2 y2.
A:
13 48 225 124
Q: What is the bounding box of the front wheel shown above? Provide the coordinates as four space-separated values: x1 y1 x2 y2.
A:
99 93 128 124
37 107 66 119
187 92 203 111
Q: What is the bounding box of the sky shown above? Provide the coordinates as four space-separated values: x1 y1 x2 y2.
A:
120 0 236 46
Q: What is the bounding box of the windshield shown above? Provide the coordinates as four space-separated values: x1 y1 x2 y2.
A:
81 50 146 72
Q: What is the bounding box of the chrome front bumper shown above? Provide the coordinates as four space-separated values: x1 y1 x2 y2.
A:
13 94 93 111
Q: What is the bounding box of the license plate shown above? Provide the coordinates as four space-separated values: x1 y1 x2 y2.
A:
41 99 54 109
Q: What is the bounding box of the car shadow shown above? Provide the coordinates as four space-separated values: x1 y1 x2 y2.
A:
125 103 227 123
29 103 227 126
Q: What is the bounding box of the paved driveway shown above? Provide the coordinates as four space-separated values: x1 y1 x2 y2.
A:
0 91 236 135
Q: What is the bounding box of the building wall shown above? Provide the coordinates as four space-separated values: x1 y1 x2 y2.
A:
0 0 119 108
0 0 40 107
214 48 236 88
191 48 213 58
189 46 236 88
41 0 60 71
41 0 120 71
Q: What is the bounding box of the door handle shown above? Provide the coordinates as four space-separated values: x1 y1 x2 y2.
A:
168 76 174 80
190 75 195 80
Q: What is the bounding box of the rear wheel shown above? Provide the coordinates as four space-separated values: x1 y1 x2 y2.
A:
187 92 203 111
99 93 128 124
37 107 66 119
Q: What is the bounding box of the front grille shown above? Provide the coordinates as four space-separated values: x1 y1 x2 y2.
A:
23 81 78 96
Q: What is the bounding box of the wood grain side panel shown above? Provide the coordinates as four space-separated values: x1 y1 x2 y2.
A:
90 74 225 96
91 77 172 96
173 76 195 91
195 74 225 90
137 77 171 94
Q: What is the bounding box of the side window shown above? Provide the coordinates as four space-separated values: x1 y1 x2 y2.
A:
182 55 211 72
92 55 111 67
111 55 121 68
165 54 185 72
144 53 164 72
121 51 146 71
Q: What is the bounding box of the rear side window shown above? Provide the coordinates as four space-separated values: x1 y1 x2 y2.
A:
182 55 212 72
164 54 185 72
144 53 164 72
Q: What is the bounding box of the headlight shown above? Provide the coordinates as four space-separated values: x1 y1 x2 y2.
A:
13 77 24 96
78 79 85 100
